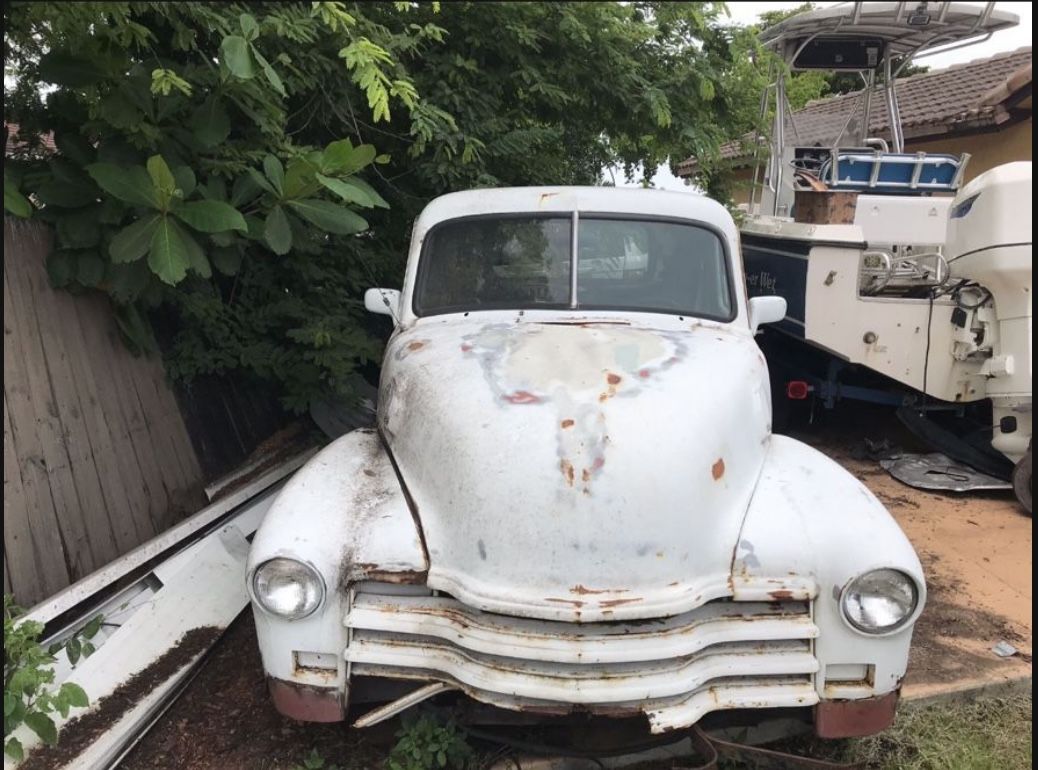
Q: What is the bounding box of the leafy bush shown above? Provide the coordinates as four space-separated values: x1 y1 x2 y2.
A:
3 595 90 761
386 712 473 770
293 747 341 770
5 1 757 411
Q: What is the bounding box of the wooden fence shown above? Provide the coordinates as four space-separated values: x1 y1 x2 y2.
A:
3 219 206 605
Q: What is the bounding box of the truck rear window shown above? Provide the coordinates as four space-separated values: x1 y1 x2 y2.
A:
414 214 733 320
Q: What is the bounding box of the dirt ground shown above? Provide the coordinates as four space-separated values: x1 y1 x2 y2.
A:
122 406 1032 769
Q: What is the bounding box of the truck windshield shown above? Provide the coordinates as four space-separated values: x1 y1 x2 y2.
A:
414 215 732 320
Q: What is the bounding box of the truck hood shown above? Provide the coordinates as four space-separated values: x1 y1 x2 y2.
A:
379 317 772 621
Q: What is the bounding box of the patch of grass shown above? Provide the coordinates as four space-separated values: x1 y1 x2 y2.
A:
848 695 1032 770
751 695 1032 770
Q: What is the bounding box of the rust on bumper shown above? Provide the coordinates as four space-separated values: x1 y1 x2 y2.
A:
814 689 899 738
268 677 345 723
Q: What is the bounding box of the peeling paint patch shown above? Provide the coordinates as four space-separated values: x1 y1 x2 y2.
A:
545 597 584 607
569 584 624 595
394 338 431 360
712 458 726 480
600 597 642 608
504 390 541 405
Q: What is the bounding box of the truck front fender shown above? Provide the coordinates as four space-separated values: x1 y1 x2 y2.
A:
246 428 426 719
737 435 926 699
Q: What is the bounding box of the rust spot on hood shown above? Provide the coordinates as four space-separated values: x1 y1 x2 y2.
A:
712 458 725 480
600 597 642 608
599 372 623 402
570 584 628 595
561 419 575 429
504 390 541 405
407 340 426 351
546 597 584 608
560 459 575 486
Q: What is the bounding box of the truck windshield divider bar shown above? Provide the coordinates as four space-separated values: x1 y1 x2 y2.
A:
569 210 579 309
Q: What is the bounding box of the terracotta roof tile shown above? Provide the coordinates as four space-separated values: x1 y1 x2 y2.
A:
678 46 1032 175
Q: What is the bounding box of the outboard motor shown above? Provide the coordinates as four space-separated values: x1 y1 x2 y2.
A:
945 162 1032 510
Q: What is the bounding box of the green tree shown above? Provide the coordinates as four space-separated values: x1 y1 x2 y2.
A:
5 2 750 410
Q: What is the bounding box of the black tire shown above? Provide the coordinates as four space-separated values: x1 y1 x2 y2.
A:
1013 445 1032 515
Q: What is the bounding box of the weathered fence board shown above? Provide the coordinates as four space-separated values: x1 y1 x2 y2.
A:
3 219 206 605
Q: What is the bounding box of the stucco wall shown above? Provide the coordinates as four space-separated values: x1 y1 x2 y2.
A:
908 118 1032 184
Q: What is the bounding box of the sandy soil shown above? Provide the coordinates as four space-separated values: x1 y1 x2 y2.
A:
122 406 1032 768
789 407 1032 693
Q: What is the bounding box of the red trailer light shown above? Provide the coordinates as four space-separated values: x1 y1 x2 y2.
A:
787 380 811 400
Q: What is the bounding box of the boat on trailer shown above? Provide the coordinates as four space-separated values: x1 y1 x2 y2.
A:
741 1 1032 512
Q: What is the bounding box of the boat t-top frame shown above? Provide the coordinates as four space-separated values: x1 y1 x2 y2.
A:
750 2 1019 216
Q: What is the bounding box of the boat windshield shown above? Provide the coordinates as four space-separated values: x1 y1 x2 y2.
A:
413 215 733 320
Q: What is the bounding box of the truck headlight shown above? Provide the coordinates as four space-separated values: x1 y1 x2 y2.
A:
251 558 325 619
841 569 919 634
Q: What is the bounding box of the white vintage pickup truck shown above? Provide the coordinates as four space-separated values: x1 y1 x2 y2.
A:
246 187 925 737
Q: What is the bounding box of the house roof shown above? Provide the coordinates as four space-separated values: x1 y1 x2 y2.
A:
676 46 1032 177
4 123 56 157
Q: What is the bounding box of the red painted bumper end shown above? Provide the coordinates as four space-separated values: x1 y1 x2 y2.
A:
815 689 900 738
268 677 346 723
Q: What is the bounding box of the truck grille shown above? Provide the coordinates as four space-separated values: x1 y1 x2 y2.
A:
344 587 819 733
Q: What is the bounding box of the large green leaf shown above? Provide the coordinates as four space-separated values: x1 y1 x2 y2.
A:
61 682 89 709
263 205 292 254
262 155 284 196
173 166 197 198
239 13 259 41
343 177 389 209
174 200 247 233
221 35 255 79
320 141 377 176
282 158 319 199
23 713 57 746
148 217 193 285
54 131 95 165
110 214 161 263
182 230 212 278
316 174 380 208
211 246 242 276
286 199 368 235
4 177 32 217
190 98 231 148
86 163 159 208
231 173 262 206
253 49 286 97
246 168 278 197
146 155 176 208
